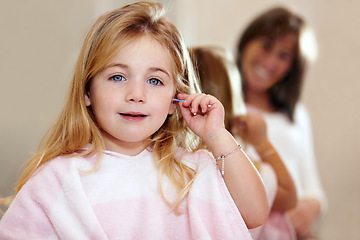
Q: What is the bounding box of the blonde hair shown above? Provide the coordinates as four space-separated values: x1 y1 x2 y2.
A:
10 2 201 211
190 46 246 131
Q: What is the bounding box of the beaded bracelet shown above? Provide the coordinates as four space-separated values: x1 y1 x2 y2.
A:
214 144 242 176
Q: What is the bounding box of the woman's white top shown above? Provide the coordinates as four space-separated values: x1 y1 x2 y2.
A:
245 102 327 211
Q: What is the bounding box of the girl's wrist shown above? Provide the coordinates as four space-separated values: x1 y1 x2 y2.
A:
202 127 228 145
204 129 239 158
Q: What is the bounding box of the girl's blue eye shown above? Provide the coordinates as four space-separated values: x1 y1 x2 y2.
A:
111 75 125 82
148 78 163 86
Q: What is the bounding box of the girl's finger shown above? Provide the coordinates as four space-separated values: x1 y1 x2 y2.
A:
189 94 207 115
177 93 195 108
179 93 206 115
200 95 216 113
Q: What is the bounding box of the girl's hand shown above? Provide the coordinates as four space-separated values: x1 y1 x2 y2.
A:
176 93 225 143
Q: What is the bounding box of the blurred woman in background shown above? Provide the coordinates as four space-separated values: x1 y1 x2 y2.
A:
235 7 327 239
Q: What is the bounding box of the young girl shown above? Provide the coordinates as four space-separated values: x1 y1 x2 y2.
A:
189 45 297 239
0 2 268 239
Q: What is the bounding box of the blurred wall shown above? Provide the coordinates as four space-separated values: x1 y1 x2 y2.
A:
1 0 359 239
0 0 94 197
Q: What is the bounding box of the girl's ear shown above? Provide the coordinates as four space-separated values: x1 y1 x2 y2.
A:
168 101 177 115
84 93 91 107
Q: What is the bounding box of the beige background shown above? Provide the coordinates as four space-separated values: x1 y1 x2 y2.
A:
0 0 359 239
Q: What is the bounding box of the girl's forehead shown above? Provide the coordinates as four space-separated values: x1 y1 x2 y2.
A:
111 35 178 75
135 36 177 70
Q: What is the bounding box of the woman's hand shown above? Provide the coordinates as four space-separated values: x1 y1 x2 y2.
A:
232 113 268 149
288 198 321 239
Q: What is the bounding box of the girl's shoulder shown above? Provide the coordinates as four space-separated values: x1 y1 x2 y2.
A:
30 153 97 183
53 152 95 167
10 154 94 211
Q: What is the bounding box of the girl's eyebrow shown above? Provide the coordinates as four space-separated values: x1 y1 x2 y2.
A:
149 67 170 77
104 63 128 70
104 64 169 77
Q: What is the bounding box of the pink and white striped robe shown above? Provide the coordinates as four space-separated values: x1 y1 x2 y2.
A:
0 147 252 239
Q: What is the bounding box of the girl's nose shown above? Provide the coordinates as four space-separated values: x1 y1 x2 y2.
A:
125 82 146 103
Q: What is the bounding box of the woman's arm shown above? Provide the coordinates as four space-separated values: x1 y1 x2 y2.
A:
255 140 297 211
233 113 297 212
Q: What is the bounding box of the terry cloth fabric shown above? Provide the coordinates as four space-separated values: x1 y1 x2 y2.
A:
257 211 296 240
0 147 252 240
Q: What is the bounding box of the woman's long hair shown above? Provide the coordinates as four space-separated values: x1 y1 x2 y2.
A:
236 7 305 121
12 2 201 211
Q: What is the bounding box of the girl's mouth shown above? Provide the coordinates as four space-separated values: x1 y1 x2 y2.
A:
120 112 148 121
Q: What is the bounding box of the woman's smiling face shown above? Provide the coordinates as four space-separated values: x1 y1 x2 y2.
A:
241 33 297 93
85 35 177 155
